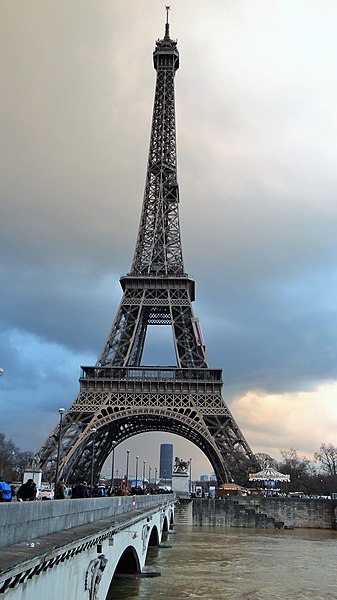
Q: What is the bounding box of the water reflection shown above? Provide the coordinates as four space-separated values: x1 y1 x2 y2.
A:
108 505 337 599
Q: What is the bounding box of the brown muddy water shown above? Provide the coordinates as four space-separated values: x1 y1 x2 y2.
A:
108 503 337 599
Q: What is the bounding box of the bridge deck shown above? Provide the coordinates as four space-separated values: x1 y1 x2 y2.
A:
0 494 174 547
0 496 176 599
0 502 157 578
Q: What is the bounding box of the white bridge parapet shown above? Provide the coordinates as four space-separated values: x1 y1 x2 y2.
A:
0 494 176 600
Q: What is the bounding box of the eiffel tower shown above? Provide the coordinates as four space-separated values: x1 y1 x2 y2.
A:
38 10 255 484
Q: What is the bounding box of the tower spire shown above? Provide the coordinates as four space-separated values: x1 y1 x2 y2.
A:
131 8 180 276
165 5 170 39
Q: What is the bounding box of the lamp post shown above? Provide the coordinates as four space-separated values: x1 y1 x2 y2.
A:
143 461 146 490
54 408 65 493
110 440 116 492
189 457 192 495
148 465 151 487
90 428 97 492
135 456 139 488
155 467 158 491
125 450 130 491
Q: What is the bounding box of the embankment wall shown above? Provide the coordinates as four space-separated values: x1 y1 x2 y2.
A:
192 497 336 529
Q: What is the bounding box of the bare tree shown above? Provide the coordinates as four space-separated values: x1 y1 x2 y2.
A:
0 432 33 482
314 443 337 477
255 452 278 470
278 448 315 493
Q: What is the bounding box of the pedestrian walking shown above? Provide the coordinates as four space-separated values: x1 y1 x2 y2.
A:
55 477 67 499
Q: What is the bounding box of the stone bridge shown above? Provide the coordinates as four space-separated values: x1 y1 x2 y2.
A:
0 494 175 600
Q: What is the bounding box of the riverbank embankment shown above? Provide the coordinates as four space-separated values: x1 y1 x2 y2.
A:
192 496 337 529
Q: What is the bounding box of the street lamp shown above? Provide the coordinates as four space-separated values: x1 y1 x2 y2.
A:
110 440 117 492
54 408 65 493
90 428 97 492
189 457 192 495
143 461 146 490
148 465 151 487
125 450 130 490
135 456 139 488
155 467 158 491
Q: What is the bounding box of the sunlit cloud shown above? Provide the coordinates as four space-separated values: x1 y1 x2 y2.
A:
232 382 337 459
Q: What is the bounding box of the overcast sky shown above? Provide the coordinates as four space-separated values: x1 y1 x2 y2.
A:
2 1 337 478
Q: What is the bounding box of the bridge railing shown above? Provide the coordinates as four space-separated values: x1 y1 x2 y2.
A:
0 494 175 548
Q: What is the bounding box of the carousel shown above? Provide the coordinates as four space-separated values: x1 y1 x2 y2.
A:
248 466 290 496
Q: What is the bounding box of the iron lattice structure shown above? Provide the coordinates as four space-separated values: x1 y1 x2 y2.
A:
37 14 255 484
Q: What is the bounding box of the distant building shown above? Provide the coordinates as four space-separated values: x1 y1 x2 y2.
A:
160 444 173 480
200 474 209 482
210 473 217 481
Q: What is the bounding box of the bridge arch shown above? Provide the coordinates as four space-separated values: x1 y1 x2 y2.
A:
162 508 174 533
162 516 169 533
114 545 140 575
148 525 160 547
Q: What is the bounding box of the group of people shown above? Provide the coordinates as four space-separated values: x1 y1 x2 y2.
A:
0 476 105 502
71 481 107 498
0 476 171 502
70 481 142 498
0 476 65 502
51 479 108 499
0 476 37 502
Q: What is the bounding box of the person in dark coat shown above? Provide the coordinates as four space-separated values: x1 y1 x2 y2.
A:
17 479 37 501
55 477 67 499
72 480 89 499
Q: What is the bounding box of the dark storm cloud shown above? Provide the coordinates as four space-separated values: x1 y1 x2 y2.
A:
1 1 337 468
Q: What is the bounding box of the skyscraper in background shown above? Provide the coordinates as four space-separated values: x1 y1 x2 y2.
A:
160 444 173 480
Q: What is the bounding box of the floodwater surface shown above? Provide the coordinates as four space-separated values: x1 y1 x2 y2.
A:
108 505 337 599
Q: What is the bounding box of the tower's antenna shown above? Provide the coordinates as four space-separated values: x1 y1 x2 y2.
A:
165 6 170 37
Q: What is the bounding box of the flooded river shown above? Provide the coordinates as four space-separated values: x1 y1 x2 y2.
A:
108 503 337 599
